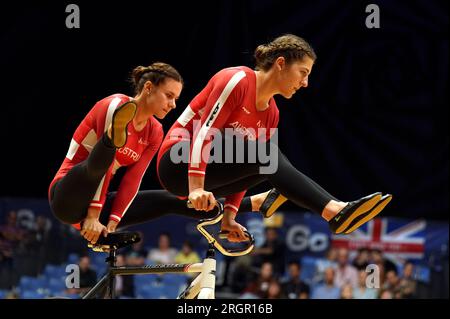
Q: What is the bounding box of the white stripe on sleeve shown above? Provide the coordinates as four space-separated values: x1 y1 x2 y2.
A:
109 215 121 222
177 105 195 127
66 139 80 161
92 175 106 202
104 97 123 133
81 129 97 153
191 71 246 168
224 204 239 212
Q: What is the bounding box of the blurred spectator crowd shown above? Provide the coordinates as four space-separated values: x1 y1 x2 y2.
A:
0 210 448 299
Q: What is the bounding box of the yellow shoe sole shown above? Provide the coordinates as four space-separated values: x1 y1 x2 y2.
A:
335 194 382 234
265 194 288 218
344 195 392 234
111 101 137 148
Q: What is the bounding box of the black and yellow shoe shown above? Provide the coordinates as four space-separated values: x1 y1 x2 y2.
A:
329 192 382 234
259 188 288 218
110 101 137 148
343 194 392 234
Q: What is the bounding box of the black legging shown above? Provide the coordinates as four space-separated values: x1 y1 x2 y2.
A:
50 134 116 224
158 137 338 215
49 134 252 227
98 190 253 228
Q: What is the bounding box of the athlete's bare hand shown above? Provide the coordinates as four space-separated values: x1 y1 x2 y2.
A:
106 220 119 233
80 217 108 244
188 188 216 211
221 210 248 243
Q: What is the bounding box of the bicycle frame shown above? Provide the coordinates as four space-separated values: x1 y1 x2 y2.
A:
82 201 254 299
82 244 217 299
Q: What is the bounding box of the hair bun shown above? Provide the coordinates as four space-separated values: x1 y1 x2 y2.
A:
131 66 148 85
254 34 316 71
254 44 269 61
129 62 183 95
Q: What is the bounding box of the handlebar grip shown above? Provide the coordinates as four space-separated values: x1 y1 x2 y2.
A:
187 200 222 211
218 230 252 241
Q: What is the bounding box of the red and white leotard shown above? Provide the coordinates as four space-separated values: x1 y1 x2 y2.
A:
157 66 279 213
49 94 163 224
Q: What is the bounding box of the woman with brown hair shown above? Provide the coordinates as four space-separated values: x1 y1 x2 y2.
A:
48 62 183 244
157 34 392 242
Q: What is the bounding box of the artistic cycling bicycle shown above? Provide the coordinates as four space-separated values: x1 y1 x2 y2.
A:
82 201 255 299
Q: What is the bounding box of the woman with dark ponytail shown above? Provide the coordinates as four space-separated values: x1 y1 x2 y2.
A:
48 62 184 244
157 34 392 242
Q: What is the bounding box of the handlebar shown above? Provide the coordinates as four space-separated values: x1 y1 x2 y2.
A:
188 201 255 257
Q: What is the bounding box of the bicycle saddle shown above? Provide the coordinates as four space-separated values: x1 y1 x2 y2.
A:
89 231 141 252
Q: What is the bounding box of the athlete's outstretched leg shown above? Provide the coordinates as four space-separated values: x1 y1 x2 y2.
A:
158 138 388 234
50 134 117 224
50 102 136 224
99 189 255 229
158 142 337 215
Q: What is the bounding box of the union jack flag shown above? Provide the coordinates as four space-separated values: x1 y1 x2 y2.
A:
331 218 426 265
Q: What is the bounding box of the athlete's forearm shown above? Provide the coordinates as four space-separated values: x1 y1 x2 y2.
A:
189 175 205 193
86 206 102 220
